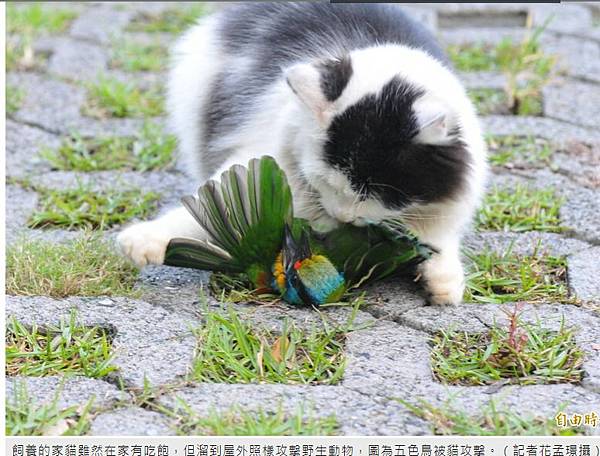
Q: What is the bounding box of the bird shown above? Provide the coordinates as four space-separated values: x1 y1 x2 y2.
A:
163 156 434 306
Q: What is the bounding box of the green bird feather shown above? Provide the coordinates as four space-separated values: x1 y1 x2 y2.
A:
164 156 434 305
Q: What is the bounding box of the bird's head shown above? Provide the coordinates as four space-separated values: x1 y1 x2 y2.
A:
272 224 345 306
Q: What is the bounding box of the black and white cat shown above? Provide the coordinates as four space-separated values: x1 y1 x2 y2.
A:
118 2 487 305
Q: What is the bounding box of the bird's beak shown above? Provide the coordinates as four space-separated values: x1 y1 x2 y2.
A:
282 223 311 272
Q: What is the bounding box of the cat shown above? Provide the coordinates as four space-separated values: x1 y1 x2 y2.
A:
118 2 487 305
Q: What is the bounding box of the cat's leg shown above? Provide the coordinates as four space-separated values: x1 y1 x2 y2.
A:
418 236 464 306
403 204 469 305
117 205 205 267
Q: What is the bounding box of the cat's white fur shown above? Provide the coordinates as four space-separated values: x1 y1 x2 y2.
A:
118 15 487 305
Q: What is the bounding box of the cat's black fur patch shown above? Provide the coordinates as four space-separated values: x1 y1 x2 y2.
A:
202 3 449 171
324 77 471 208
319 56 353 102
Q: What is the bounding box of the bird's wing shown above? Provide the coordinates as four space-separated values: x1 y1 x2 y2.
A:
164 156 295 272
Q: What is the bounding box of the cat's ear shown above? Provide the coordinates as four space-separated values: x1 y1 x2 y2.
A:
285 56 352 125
413 99 453 145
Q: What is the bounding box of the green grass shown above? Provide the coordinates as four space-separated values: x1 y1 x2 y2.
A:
174 403 338 436
190 306 348 385
127 4 208 33
42 122 176 172
430 305 583 386
487 135 554 168
209 273 280 304
28 184 160 230
450 25 555 116
464 245 570 304
468 88 509 116
6 235 140 298
6 36 50 72
398 398 585 436
447 43 496 72
477 184 564 233
7 85 25 115
6 381 93 436
7 3 78 36
82 76 164 119
109 40 169 72
6 312 116 378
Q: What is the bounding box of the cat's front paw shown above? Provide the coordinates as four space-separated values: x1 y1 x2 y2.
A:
117 221 170 267
420 255 465 306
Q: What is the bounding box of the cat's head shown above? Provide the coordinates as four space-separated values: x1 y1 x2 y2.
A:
285 44 484 226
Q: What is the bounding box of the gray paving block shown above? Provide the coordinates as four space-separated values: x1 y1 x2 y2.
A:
137 265 209 317
459 71 507 90
158 383 430 436
6 184 39 245
568 246 600 303
481 115 600 144
6 120 60 178
541 35 600 84
5 295 198 388
47 38 109 82
464 231 591 257
543 79 600 129
5 376 129 412
530 4 593 34
7 72 149 137
70 4 134 45
90 407 176 436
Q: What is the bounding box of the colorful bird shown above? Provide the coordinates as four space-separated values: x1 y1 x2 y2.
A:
163 156 434 306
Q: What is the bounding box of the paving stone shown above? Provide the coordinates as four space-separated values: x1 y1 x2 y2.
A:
70 4 134 45
459 71 506 90
158 383 430 436
481 115 600 144
5 376 129 411
568 246 600 304
463 231 591 258
530 4 593 35
439 28 526 47
541 35 600 84
6 120 60 178
90 407 176 436
543 79 600 129
47 38 109 82
137 265 209 317
5 295 198 388
7 72 149 137
5 184 38 245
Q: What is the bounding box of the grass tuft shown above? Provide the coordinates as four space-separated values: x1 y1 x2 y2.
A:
6 381 93 436
464 244 569 304
467 88 510 116
6 235 140 298
6 312 116 378
487 135 554 168
209 273 280 304
430 304 583 386
28 184 160 230
175 403 338 436
127 4 207 34
398 398 584 436
477 184 564 233
190 307 348 385
42 122 176 172
7 3 77 36
7 85 25 115
109 40 169 72
82 76 164 119
450 24 555 116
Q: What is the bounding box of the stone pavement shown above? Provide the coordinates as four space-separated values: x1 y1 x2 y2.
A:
5 2 600 435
